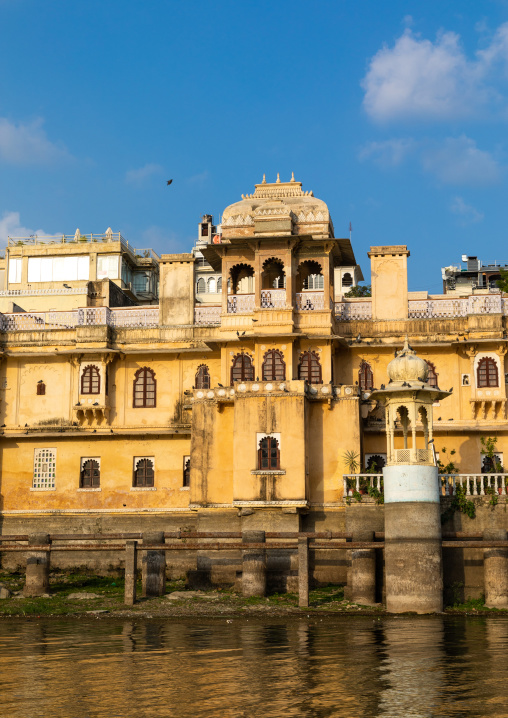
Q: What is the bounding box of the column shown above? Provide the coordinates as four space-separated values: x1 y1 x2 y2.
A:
351 530 377 605
242 531 266 597
483 529 508 608
142 531 166 597
23 533 51 597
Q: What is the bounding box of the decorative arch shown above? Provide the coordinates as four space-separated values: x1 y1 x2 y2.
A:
342 272 353 287
207 277 216 293
196 277 206 294
81 365 100 395
217 277 222 293
425 361 438 388
80 459 100 488
366 454 386 471
298 350 322 384
261 257 286 289
133 367 156 407
296 260 324 291
262 349 286 381
195 364 210 389
230 263 255 294
230 353 254 385
133 458 154 487
358 360 373 391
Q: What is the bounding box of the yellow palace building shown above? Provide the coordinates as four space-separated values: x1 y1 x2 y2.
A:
0 175 506 584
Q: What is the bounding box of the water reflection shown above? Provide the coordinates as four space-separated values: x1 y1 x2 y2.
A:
0 616 506 717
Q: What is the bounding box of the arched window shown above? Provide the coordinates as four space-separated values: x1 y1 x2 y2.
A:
183 456 190 487
303 273 324 290
36 381 46 396
133 458 154 487
477 357 499 388
230 353 254 385
258 437 280 470
262 349 286 381
298 351 322 384
133 367 156 407
342 272 353 287
425 361 438 388
217 277 222 293
195 364 210 389
81 365 100 395
208 277 216 293
80 459 100 488
366 454 386 471
196 278 206 294
359 361 373 391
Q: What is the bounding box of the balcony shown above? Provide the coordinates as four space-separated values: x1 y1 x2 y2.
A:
260 289 287 309
1 306 159 331
227 294 255 314
296 292 325 311
194 305 221 325
335 295 508 321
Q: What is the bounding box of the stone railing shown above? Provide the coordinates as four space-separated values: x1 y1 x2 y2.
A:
194 305 221 325
1 306 160 330
227 294 255 313
335 301 372 320
440 473 508 496
0 287 87 296
260 289 287 309
343 474 383 497
296 292 325 311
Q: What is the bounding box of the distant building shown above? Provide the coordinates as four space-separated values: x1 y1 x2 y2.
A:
442 255 508 295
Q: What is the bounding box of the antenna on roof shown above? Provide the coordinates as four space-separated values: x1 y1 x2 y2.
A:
349 222 352 240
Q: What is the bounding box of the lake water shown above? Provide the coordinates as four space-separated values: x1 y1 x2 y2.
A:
0 616 506 717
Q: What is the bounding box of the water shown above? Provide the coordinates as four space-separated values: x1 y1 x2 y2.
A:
0 616 506 718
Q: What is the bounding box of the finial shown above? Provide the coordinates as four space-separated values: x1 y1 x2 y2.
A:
276 173 280 183
262 174 266 184
290 171 295 182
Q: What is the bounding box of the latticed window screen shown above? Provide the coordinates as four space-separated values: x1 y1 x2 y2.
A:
195 365 210 389
133 458 154 487
359 361 373 390
262 350 286 381
298 351 322 384
477 357 499 388
258 437 280 470
230 354 254 384
33 448 56 489
133 368 156 407
81 365 100 394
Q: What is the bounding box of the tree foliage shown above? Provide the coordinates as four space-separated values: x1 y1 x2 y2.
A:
344 284 371 297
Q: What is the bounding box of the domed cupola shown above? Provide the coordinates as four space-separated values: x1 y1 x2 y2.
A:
387 338 429 386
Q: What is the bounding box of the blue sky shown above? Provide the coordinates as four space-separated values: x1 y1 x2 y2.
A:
2 0 508 292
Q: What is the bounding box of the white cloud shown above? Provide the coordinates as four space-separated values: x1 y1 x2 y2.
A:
125 163 163 185
0 211 55 248
362 24 508 121
421 136 501 185
186 170 209 185
0 118 71 165
450 196 484 224
359 138 416 166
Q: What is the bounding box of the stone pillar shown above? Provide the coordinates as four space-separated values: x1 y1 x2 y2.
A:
142 532 166 597
242 531 266 597
124 540 138 606
384 464 443 613
351 530 376 605
483 529 508 609
24 533 51 597
298 536 309 607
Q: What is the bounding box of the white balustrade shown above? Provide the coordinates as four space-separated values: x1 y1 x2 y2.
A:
1 306 160 330
335 302 372 320
440 473 508 497
109 307 159 327
227 294 255 313
343 473 383 497
296 292 325 311
194 305 221 325
260 289 287 309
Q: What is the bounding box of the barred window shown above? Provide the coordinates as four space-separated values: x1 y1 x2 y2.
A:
33 448 56 489
81 365 100 395
195 364 210 389
80 458 100 488
230 353 254 384
258 437 280 470
298 351 322 384
426 361 438 388
133 457 154 487
359 361 373 391
262 350 286 381
133 367 156 407
477 357 499 388
183 456 190 487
